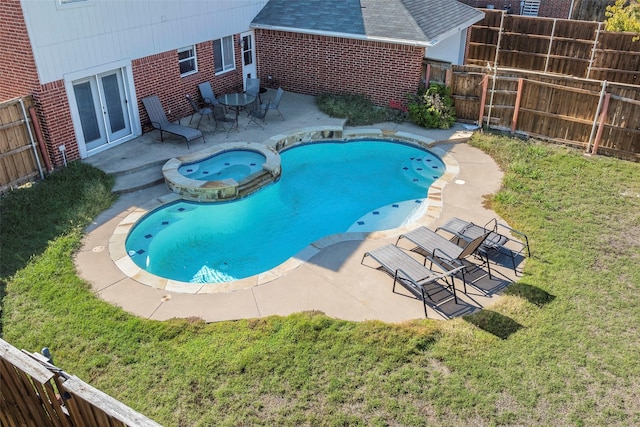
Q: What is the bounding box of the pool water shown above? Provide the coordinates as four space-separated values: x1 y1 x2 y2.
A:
178 150 265 182
126 140 445 283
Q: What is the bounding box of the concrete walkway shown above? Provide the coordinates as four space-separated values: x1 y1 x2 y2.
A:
77 91 517 323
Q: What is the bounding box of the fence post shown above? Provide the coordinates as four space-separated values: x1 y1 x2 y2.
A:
591 92 610 155
479 74 489 127
586 79 608 153
511 78 524 134
425 63 431 87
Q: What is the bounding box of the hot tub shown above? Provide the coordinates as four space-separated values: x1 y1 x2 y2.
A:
162 142 281 201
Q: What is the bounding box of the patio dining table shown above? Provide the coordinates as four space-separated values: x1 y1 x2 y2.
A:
217 93 256 132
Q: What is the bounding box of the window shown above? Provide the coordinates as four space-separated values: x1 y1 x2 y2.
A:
178 46 197 77
213 36 235 74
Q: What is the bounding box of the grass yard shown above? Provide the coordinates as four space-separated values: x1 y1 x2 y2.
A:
1 134 639 426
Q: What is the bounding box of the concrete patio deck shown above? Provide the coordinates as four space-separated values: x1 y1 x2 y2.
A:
77 90 519 323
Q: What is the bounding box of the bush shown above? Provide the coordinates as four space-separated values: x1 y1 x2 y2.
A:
316 93 397 126
407 83 456 129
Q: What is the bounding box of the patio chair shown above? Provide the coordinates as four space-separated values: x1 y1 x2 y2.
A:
436 217 530 274
198 81 224 112
212 105 235 134
246 102 269 130
261 87 285 121
141 95 203 149
396 226 492 294
245 77 261 97
186 95 212 129
361 244 463 318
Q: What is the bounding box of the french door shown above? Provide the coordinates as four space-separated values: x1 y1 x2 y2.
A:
72 68 132 153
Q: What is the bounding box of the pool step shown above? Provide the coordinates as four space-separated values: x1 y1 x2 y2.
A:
238 169 277 198
112 162 167 194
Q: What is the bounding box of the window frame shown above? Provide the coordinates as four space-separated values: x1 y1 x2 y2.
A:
213 36 236 75
178 45 198 77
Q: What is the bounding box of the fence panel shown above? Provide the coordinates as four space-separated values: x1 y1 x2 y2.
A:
450 65 640 161
0 97 44 193
466 10 638 85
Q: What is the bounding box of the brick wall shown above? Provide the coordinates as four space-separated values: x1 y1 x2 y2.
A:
35 81 76 167
255 30 425 107
133 39 244 132
0 0 40 101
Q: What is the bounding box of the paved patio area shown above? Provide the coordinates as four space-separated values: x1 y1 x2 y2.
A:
77 90 520 323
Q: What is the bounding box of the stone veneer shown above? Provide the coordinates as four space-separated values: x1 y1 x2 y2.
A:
110 127 460 294
162 142 281 202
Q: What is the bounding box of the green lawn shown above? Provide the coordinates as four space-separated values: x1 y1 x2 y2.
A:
1 134 639 426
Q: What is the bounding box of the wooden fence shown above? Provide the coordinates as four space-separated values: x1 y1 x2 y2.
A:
466 10 640 85
0 97 50 194
450 65 640 161
0 338 162 427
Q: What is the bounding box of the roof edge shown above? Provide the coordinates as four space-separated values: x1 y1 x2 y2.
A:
250 24 435 47
428 13 485 46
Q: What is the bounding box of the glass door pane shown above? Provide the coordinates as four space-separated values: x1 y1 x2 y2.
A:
98 69 131 142
73 81 102 144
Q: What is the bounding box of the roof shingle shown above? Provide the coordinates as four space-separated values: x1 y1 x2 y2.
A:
251 0 484 46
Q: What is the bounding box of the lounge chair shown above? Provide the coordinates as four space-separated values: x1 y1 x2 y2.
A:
396 226 491 294
186 94 212 129
436 217 530 274
141 95 203 149
361 244 463 318
261 87 285 121
197 81 224 111
246 102 269 130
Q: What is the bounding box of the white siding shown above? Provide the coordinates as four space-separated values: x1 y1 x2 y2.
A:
20 0 268 84
424 30 465 65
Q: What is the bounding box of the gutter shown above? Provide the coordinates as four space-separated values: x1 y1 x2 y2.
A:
250 24 436 48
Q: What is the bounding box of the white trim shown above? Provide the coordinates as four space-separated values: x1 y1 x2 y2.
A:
55 0 92 11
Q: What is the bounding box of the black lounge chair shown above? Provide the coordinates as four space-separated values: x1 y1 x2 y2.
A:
396 226 491 294
361 244 463 318
436 217 530 274
142 95 204 149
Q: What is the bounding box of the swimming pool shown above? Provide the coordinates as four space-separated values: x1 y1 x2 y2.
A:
125 139 446 284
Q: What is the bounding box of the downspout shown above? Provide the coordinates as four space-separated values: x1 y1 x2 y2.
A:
29 107 53 172
19 97 44 180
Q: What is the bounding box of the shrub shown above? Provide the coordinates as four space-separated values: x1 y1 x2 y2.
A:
316 93 396 126
407 83 456 129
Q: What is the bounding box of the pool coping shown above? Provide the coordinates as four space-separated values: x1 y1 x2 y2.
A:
108 126 460 294
162 142 281 202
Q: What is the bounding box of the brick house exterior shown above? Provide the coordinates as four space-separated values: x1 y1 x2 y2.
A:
2 0 481 169
254 30 425 106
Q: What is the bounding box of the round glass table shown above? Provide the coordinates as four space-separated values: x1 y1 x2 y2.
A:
217 93 256 132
